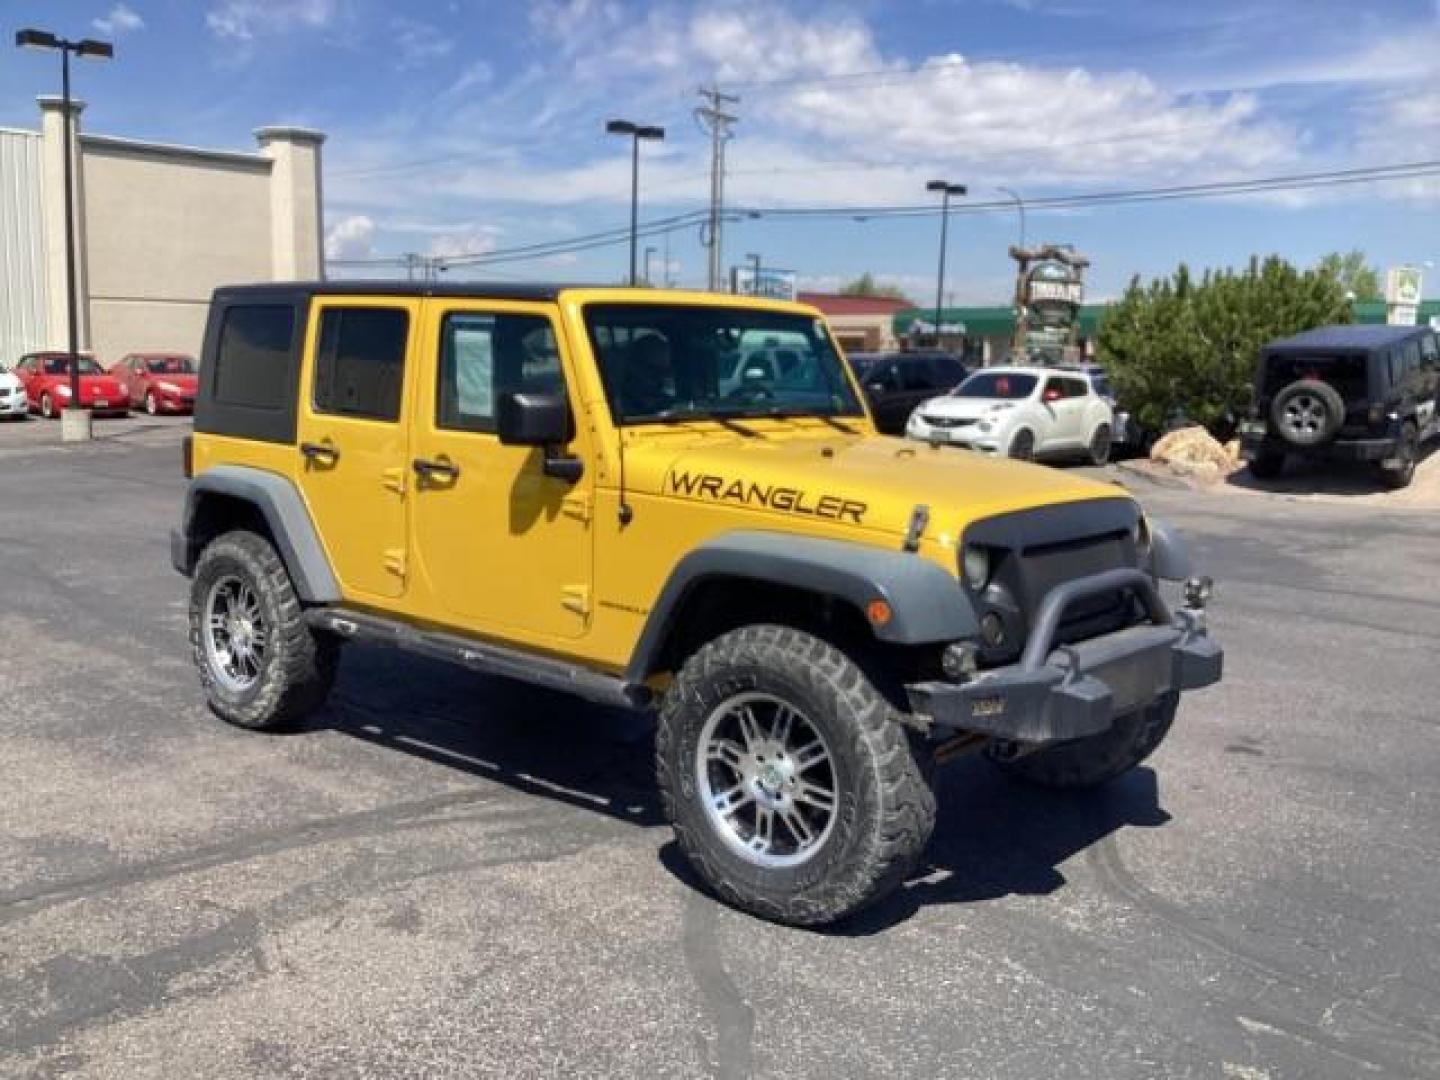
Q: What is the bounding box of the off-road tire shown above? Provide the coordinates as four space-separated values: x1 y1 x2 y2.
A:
188 529 338 731
1377 422 1418 490
989 691 1179 789
657 624 936 927
1271 379 1344 449
1009 428 1036 462
1247 450 1286 480
1088 424 1112 466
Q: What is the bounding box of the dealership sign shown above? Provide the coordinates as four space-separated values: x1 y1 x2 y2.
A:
731 266 798 301
1386 265 1423 326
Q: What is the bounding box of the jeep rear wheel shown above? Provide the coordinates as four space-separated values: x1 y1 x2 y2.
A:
657 625 936 926
988 691 1178 789
189 529 337 731
1271 379 1343 448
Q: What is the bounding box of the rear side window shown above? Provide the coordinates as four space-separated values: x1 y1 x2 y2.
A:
313 308 409 421
929 355 965 387
213 305 296 410
898 358 934 390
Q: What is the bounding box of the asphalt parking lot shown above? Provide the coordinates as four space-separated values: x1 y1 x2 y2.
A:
2 426 1438 1079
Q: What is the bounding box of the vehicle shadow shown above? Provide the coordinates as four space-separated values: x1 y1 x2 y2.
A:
310 643 666 829
1224 432 1438 499
318 644 1171 931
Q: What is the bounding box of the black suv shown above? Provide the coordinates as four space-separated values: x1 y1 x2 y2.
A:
1240 325 1439 488
847 350 968 434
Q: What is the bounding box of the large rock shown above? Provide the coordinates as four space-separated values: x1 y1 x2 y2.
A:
1149 426 1237 477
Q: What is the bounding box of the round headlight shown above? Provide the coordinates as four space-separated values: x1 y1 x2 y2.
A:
962 545 990 590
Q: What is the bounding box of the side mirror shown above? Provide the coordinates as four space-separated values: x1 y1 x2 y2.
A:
497 391 569 446
496 391 583 483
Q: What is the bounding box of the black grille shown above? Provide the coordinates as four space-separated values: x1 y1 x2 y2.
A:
921 415 976 429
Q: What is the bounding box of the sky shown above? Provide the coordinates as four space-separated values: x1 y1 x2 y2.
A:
3 0 1439 303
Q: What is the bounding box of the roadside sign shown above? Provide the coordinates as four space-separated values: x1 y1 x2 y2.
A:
1386 266 1423 325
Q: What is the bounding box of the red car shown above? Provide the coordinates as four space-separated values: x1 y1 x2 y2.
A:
111 352 199 415
13 352 129 419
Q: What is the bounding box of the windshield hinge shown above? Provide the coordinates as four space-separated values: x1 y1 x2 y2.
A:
903 504 930 553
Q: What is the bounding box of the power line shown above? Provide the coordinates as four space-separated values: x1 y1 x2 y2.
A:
324 161 1440 270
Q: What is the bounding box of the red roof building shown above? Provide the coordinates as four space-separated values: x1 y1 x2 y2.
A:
797 292 913 351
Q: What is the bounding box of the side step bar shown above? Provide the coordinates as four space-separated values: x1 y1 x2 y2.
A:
306 607 651 711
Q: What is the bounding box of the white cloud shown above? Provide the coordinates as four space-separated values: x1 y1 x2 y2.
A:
325 214 375 259
206 0 338 41
429 224 500 260
392 18 452 69
93 4 144 35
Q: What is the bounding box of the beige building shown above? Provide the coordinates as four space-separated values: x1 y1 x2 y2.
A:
0 97 323 366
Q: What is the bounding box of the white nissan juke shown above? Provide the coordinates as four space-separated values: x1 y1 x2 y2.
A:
905 366 1115 465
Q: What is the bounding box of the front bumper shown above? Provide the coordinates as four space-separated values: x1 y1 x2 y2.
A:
907 567 1222 744
906 419 1001 452
0 396 28 415
1240 428 1397 463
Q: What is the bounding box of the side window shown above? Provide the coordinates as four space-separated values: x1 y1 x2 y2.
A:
1420 333 1438 369
313 307 409 421
1064 377 1090 398
213 305 296 410
929 355 964 388
899 358 932 391
437 312 562 433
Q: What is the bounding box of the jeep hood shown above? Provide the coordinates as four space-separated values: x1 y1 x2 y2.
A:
626 431 1130 539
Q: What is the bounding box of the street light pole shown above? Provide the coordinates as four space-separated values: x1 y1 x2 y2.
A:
606 119 665 286
15 29 113 441
926 180 966 347
996 185 1026 250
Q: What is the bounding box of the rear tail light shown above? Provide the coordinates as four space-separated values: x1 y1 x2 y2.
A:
182 434 194 478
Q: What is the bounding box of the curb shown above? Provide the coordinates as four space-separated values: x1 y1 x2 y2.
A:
1114 460 1193 492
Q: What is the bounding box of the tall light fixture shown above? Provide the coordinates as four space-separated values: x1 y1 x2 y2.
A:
15 29 114 442
926 180 966 347
606 119 665 286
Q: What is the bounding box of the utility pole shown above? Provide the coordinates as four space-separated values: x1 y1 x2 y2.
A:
695 84 738 292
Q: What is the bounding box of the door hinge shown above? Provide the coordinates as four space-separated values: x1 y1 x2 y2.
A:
383 548 407 579
561 585 590 616
561 491 592 523
381 466 407 496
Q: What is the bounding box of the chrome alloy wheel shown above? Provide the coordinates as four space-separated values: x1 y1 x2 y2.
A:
1281 393 1327 438
203 574 268 693
695 692 838 869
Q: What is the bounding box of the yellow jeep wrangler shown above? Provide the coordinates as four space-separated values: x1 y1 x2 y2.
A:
173 283 1221 925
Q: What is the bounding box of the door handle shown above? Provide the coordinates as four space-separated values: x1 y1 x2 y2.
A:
299 440 339 464
412 456 460 482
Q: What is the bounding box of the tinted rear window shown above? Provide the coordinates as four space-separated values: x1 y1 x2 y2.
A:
956 372 1037 399
313 307 409 421
213 305 296 410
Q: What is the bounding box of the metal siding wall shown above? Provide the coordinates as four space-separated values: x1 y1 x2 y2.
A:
0 129 49 364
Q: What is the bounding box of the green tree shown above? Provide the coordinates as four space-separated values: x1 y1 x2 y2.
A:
1097 255 1352 437
839 272 909 300
1315 250 1381 302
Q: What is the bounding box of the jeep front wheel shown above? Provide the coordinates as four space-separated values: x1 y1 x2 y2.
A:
988 691 1178 789
189 529 338 731
657 625 936 926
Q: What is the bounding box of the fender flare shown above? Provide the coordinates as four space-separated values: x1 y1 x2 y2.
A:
624 530 976 682
174 465 340 602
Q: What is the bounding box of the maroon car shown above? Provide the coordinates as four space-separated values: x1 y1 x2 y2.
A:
111 352 199 415
13 352 128 419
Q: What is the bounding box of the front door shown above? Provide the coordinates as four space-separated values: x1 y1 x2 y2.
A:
294 297 417 601
409 301 593 642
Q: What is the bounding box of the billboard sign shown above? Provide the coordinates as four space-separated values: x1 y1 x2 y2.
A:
731 266 797 301
1386 265 1423 326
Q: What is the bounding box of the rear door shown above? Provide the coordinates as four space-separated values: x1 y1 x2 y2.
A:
293 297 418 601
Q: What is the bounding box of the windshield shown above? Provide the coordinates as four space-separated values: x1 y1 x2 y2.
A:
145 356 196 374
41 356 101 376
584 304 863 425
955 371 1037 400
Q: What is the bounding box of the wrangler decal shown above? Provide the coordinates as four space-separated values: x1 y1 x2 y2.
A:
668 471 867 524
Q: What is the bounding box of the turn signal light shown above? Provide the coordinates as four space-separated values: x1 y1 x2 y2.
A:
866 599 893 627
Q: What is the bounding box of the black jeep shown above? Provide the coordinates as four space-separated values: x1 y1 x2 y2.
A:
1240 324 1439 488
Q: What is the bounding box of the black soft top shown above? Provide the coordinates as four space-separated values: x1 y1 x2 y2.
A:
211 281 585 303
1265 324 1432 354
